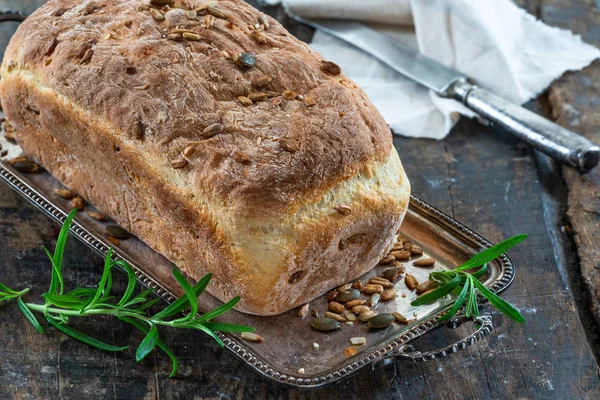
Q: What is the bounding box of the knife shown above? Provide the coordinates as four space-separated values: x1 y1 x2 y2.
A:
294 17 600 172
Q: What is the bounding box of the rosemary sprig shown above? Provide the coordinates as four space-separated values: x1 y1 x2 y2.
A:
411 234 527 323
0 209 253 377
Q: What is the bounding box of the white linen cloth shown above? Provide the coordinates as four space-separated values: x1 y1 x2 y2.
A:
260 0 600 139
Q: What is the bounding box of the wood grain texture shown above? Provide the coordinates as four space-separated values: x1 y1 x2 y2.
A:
0 0 599 399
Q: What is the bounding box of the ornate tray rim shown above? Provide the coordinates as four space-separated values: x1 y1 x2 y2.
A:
0 161 514 388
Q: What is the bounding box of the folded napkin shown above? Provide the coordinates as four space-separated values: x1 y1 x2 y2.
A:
261 0 600 139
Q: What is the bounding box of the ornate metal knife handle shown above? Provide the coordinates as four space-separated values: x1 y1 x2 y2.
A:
0 10 27 22
374 315 493 368
450 79 600 172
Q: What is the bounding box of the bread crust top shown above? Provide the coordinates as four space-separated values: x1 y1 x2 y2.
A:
3 0 392 212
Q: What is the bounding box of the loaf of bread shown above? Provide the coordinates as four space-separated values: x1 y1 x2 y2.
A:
0 0 410 315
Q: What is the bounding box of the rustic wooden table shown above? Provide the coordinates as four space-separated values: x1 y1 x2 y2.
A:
1 1 600 399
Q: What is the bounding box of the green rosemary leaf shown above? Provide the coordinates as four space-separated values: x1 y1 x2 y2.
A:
194 324 224 347
88 248 115 307
411 273 461 306
135 297 161 312
47 318 128 351
439 278 470 321
172 268 198 321
43 293 85 309
48 209 78 295
472 278 525 324
196 296 240 323
455 234 528 272
136 324 158 362
152 273 212 321
200 322 254 333
120 317 178 378
18 297 44 333
471 263 489 279
116 262 137 307
43 245 63 296
0 281 19 295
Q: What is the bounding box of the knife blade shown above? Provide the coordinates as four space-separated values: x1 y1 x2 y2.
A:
295 16 600 172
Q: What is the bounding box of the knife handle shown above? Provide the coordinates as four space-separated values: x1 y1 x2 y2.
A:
450 80 600 172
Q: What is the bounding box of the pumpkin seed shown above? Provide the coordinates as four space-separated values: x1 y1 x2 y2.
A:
106 225 129 239
298 303 309 318
333 204 352 216
253 75 272 87
380 288 397 301
378 254 396 265
171 158 188 169
368 313 395 328
186 10 197 19
350 337 366 346
13 160 39 173
241 332 264 342
405 274 419 290
328 301 344 314
311 317 341 331
324 311 346 322
358 310 376 322
367 293 380 308
321 60 342 75
149 8 164 21
87 211 105 221
71 196 84 211
54 188 73 199
411 245 423 256
392 311 408 324
345 299 365 308
413 258 435 267
368 277 393 288
236 52 255 69
201 123 224 138
383 266 405 281
416 280 438 294
362 284 383 294
391 250 410 260
336 288 360 302
351 305 370 315
282 90 297 100
343 310 355 321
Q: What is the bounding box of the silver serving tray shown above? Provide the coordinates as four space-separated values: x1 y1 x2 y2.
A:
0 133 512 387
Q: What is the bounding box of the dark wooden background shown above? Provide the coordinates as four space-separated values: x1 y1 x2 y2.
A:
1 0 600 399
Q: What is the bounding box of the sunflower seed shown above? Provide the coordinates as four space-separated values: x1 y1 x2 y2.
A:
416 280 438 294
368 313 395 328
150 0 174 5
411 245 423 256
134 83 151 90
328 289 338 302
80 48 94 64
345 299 365 308
0 150 6 157
107 236 120 246
362 284 384 294
313 342 320 349
72 196 84 211
321 60 342 75
405 274 419 290
54 188 73 199
324 311 346 322
186 10 197 19
132 120 144 140
259 13 270 30
201 123 224 138
368 277 393 288
298 303 309 318
303 96 316 107
338 283 352 292
351 305 370 315
311 317 341 331
391 242 405 251
282 90 297 100
328 302 344 314
253 75 272 87
208 4 230 19
171 158 188 169
380 288 397 301
149 8 164 21
392 311 408 324
183 32 201 41
350 337 366 346
8 156 27 165
413 258 435 267
248 92 267 102
311 309 319 318
359 310 376 322
237 96 253 106
87 211 105 221
379 254 396 265
351 280 363 290
250 30 268 44
343 310 356 321
203 14 216 28
12 161 40 173
333 204 352 216
241 332 264 342
279 138 297 153
391 250 411 260
106 225 128 239
167 33 182 41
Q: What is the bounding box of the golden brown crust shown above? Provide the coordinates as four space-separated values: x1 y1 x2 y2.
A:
0 0 410 315
5 0 391 211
